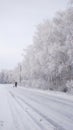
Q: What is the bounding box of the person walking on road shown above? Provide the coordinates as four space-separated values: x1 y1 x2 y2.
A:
15 81 17 87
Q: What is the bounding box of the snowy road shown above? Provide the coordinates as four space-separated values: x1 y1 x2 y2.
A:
0 84 73 130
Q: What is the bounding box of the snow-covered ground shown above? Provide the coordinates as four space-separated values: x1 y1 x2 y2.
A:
0 84 73 130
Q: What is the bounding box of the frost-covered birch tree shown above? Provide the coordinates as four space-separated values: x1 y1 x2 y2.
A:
20 0 73 91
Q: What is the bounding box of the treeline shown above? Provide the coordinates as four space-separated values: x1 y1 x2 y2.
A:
0 70 13 84
0 0 73 92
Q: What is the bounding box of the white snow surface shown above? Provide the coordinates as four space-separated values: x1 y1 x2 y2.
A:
0 84 73 130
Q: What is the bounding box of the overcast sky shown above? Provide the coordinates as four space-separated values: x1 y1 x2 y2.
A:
0 0 68 70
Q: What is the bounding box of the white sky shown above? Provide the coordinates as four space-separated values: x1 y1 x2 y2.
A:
0 0 68 70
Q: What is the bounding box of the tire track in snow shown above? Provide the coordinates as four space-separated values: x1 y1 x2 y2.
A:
21 92 73 121
17 95 66 130
14 88 73 122
9 90 65 130
8 93 26 130
9 91 52 130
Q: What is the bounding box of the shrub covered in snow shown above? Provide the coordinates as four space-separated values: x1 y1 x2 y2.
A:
66 80 73 93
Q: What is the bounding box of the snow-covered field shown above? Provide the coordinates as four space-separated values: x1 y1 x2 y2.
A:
0 84 73 130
